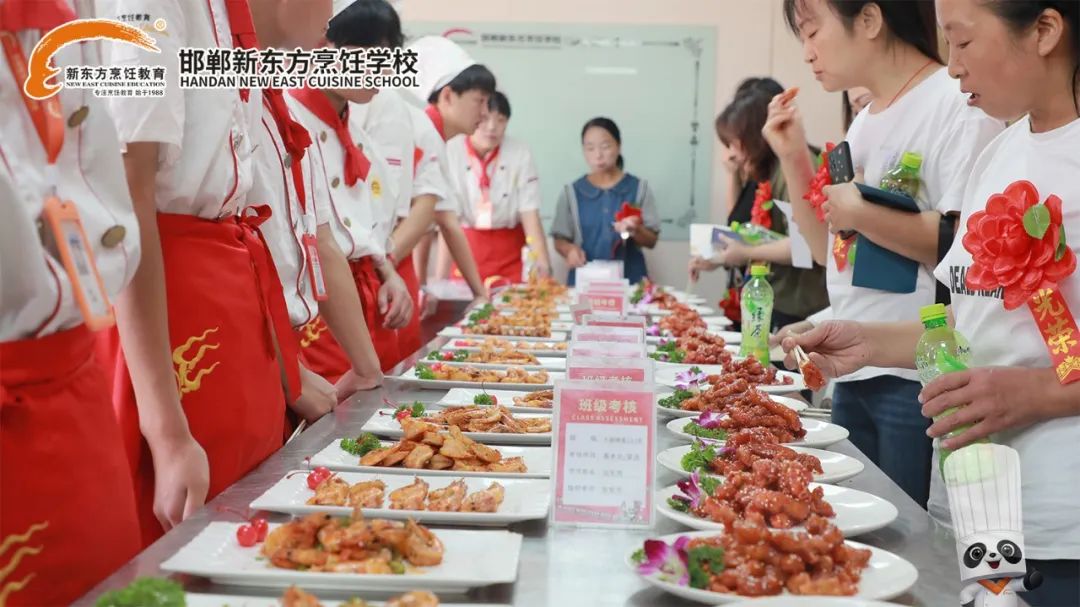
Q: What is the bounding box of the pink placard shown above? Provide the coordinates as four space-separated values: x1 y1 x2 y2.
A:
581 290 626 314
570 302 592 325
571 325 644 344
552 380 655 527
583 314 647 328
566 356 654 383
568 342 646 359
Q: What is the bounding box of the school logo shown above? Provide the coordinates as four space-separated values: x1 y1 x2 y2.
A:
0 521 48 604
19 18 161 100
173 327 222 396
300 317 329 347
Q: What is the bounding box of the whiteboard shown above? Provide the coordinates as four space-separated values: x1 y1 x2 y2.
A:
406 23 717 240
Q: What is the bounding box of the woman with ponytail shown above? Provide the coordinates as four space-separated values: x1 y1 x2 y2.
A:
764 0 1005 507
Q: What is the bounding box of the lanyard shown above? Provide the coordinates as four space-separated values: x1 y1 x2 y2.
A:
1 32 63 165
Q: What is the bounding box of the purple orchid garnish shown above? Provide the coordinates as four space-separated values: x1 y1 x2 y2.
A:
674 369 708 391
658 337 674 348
673 471 707 511
695 411 724 429
641 290 655 305
655 351 671 362
646 323 662 337
637 536 691 585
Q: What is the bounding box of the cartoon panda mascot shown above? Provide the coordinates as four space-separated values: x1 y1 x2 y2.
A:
944 443 1042 607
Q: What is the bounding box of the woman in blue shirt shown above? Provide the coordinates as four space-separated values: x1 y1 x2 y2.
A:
551 117 660 285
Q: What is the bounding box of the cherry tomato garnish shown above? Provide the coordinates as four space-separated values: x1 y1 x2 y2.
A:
236 523 258 547
490 395 498 405
442 351 455 361
307 468 329 490
394 409 411 421
251 517 269 541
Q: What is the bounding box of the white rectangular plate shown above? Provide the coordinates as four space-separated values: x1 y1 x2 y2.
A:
422 354 566 371
655 366 805 394
656 443 865 484
162 523 522 593
438 326 567 342
361 408 551 445
186 595 507 607
437 388 553 415
647 330 742 345
310 440 552 479
454 319 573 333
440 337 569 357
395 365 562 391
628 531 917 604
655 482 898 537
250 471 551 525
665 416 849 449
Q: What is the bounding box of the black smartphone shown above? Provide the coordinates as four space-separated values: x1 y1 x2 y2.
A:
827 141 857 239
828 140 855 185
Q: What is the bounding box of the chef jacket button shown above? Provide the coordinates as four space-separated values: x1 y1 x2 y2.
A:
343 217 352 227
100 225 127 248
67 106 90 128
331 177 341 188
320 131 328 142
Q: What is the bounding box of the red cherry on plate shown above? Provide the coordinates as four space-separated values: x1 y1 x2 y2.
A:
490 395 498 405
307 469 329 490
236 524 258 547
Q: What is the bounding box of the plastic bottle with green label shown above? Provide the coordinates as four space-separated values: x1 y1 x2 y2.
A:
730 220 784 245
879 152 923 198
914 303 986 472
740 265 773 365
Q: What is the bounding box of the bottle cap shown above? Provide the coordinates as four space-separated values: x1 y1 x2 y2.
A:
750 265 768 277
901 152 923 171
919 303 947 324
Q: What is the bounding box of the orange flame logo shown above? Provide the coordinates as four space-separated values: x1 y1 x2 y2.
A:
173 327 222 396
0 521 48 605
24 19 161 100
300 317 329 348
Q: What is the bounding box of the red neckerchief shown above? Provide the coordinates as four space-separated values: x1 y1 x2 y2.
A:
264 89 311 160
262 93 310 211
0 0 76 30
425 104 446 141
219 0 257 102
464 136 500 191
288 87 370 186
412 146 424 179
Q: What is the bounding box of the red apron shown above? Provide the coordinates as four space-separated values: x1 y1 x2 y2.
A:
461 225 527 284
1 325 141 606
98 210 294 545
394 253 422 362
298 257 400 378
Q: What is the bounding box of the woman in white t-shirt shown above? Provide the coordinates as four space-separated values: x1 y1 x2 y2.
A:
784 1 1080 603
763 0 1004 507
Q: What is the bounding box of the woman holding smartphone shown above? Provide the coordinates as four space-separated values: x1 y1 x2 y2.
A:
763 0 1004 507
785 1 1080 602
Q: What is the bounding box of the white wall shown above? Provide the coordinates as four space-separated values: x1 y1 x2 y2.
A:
404 0 845 302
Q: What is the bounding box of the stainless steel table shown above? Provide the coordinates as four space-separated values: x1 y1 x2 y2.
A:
78 338 967 607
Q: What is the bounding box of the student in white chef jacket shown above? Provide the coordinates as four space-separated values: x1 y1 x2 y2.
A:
285 0 413 377
0 2 143 601
444 90 553 283
248 0 386 422
99 0 297 546
403 35 496 310
764 0 1003 508
352 86 442 357
785 1 1080 604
